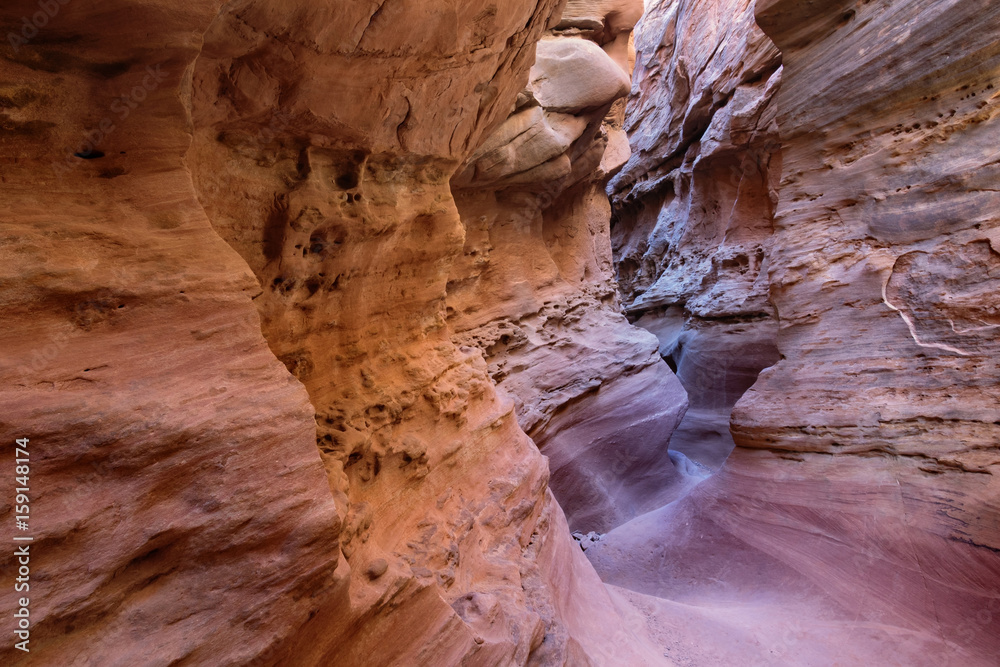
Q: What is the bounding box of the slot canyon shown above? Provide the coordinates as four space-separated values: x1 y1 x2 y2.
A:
1 0 998 664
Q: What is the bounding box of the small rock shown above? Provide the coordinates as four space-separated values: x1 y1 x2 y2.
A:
366 558 388 579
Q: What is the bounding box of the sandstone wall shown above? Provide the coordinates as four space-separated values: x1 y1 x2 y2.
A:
0 0 669 664
0 2 341 664
448 0 691 534
727 0 1000 654
609 0 783 469
594 0 1000 662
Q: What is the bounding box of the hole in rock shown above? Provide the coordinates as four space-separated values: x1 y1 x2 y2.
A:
335 173 358 190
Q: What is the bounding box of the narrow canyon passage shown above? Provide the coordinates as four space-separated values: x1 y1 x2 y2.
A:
584 0 1000 664
0 0 998 665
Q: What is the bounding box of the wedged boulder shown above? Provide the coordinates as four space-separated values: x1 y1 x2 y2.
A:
531 37 631 114
450 0 690 536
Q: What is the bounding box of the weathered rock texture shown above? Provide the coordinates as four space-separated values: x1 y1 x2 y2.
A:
0 2 342 664
609 0 782 468
449 0 691 534
736 0 1000 459
0 0 669 665
727 0 1000 655
595 0 1000 663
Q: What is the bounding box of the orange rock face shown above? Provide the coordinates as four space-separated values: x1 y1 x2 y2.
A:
1 0 672 665
188 0 670 661
0 2 341 664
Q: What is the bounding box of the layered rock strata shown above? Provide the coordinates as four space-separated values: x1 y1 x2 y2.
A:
0 2 341 664
594 0 1000 663
449 0 691 533
0 0 670 664
727 0 1000 655
190 0 668 663
609 0 783 468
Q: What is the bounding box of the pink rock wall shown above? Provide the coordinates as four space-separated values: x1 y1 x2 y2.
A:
728 0 1000 654
0 2 341 664
594 0 1000 663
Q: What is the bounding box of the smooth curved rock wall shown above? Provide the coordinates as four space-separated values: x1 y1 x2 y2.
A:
0 2 341 664
595 1 1000 663
0 0 670 664
727 1 1000 655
